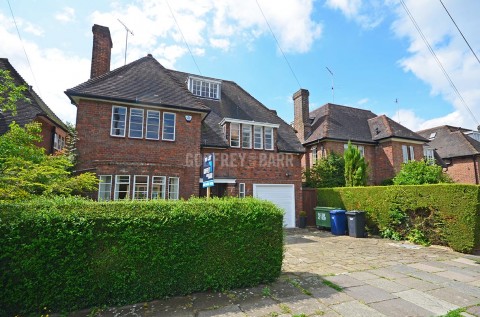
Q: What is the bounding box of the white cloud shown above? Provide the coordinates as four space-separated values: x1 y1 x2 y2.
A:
55 7 75 23
210 38 230 51
0 12 88 124
357 98 369 105
391 0 480 130
325 0 386 29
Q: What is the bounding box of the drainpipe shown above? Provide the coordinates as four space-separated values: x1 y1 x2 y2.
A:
473 155 479 185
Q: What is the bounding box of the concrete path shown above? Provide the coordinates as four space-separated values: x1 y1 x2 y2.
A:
67 228 480 317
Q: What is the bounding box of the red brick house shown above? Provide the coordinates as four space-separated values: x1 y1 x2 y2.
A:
417 125 480 184
293 89 428 184
0 58 68 154
65 25 304 227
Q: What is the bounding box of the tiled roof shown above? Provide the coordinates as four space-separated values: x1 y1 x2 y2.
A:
0 58 67 135
65 55 303 153
417 125 480 158
65 55 210 113
305 103 426 144
368 115 428 142
169 70 304 153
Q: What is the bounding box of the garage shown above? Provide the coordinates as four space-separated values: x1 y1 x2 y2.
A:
253 184 296 228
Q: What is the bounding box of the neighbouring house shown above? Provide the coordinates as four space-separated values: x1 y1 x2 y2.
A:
416 125 480 184
65 24 304 227
0 58 68 154
293 89 429 185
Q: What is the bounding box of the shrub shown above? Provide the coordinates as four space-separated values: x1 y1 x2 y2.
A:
304 152 345 188
0 197 284 315
393 160 452 185
344 141 368 186
317 184 480 253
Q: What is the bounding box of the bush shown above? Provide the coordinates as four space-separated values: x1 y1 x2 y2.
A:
344 141 368 186
393 160 452 185
317 185 480 253
0 197 284 315
304 152 345 188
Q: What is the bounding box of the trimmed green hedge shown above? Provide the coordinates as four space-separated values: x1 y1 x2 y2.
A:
0 197 284 316
317 185 480 253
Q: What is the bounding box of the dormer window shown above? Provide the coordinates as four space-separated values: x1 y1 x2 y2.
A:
188 76 221 100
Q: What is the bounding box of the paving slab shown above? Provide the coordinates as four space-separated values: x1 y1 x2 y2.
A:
281 297 327 315
408 262 446 273
368 298 433 317
311 286 355 306
343 284 397 304
239 298 279 317
395 276 442 291
426 287 480 307
197 304 244 317
435 270 478 283
441 280 480 298
366 268 408 280
466 305 480 316
323 274 365 288
346 271 379 281
408 270 453 284
394 289 459 315
331 300 386 317
364 277 411 293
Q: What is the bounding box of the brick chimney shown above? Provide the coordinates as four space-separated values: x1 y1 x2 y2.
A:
90 24 112 79
293 89 311 143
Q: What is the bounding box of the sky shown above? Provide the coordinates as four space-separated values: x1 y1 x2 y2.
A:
1 0 479 132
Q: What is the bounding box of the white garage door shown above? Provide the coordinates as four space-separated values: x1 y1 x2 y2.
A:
253 184 295 228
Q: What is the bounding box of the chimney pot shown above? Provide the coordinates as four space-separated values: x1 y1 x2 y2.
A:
90 24 112 79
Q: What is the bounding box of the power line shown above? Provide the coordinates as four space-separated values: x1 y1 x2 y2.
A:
255 0 301 89
165 0 202 75
6 0 42 97
439 0 480 66
400 0 479 126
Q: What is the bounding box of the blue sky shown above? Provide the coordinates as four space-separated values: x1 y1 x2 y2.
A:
1 0 479 132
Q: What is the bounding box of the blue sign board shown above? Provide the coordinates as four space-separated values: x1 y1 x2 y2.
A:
202 153 214 188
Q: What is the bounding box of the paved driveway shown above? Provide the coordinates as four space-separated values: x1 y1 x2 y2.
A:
69 228 480 317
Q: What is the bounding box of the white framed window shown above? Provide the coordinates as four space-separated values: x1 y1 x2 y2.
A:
311 146 317 164
129 108 144 138
402 145 415 163
264 127 274 150
222 124 227 140
424 148 435 164
168 177 179 200
188 77 220 99
254 126 263 149
111 106 127 137
151 176 166 199
133 175 149 200
114 175 130 200
53 134 59 150
344 143 365 157
239 183 246 198
146 110 160 140
230 123 240 148
98 175 112 201
242 124 252 149
162 112 176 141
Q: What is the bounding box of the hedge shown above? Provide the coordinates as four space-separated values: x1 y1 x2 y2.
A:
317 184 480 253
0 197 284 316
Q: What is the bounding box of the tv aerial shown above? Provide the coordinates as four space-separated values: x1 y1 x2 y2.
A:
118 19 134 65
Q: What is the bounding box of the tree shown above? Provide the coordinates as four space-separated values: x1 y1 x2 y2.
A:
344 141 368 186
0 122 98 200
393 160 452 185
304 152 345 188
0 69 30 115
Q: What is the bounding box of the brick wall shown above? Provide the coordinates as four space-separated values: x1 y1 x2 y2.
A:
200 147 303 223
75 100 202 199
304 140 426 185
445 156 479 184
35 117 68 155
